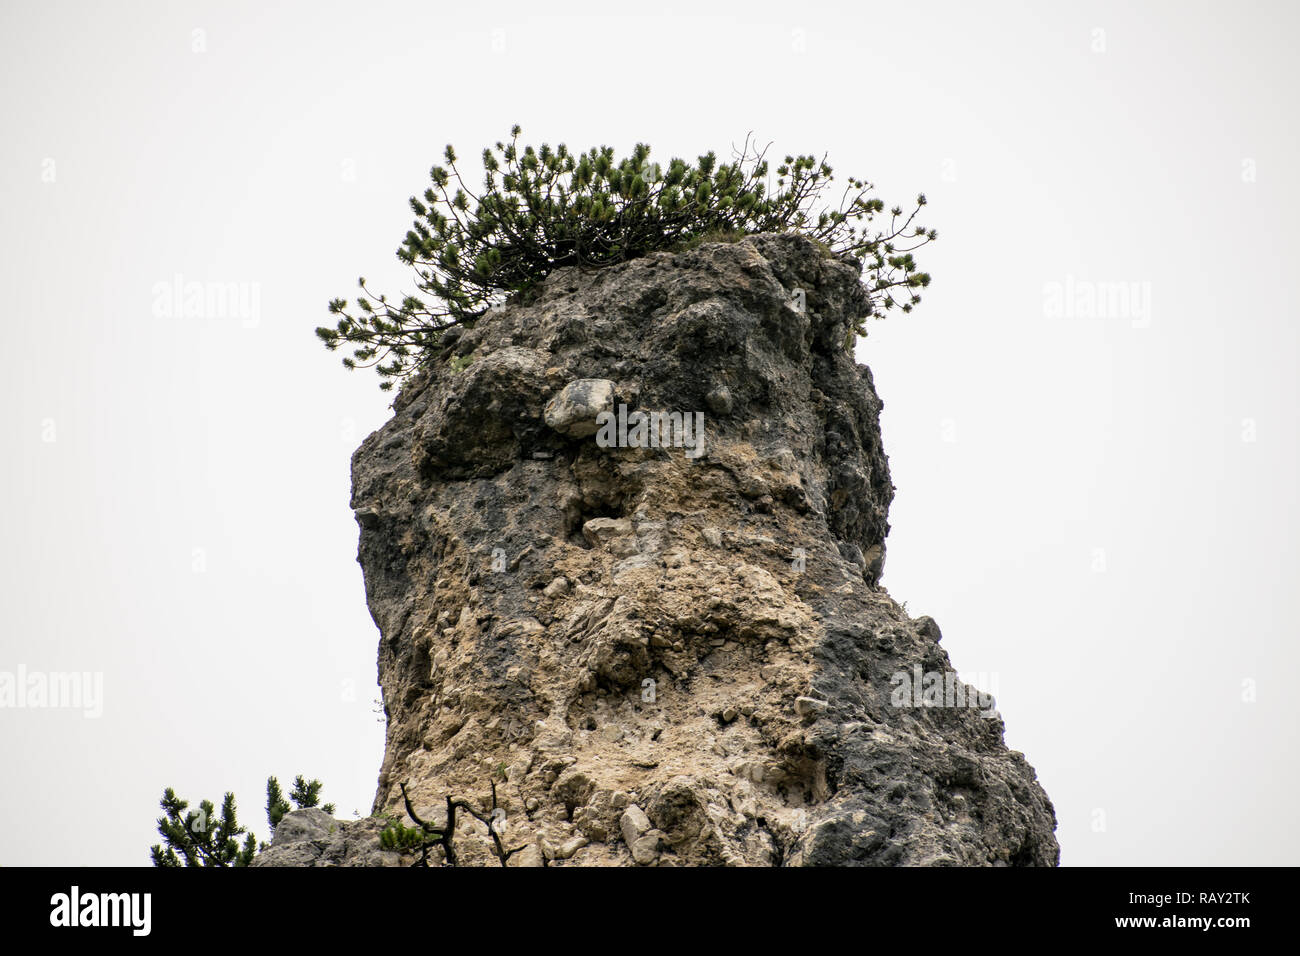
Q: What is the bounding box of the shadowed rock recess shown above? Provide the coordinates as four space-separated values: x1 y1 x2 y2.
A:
280 233 1058 867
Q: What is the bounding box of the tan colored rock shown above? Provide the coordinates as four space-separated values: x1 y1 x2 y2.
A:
630 832 661 865
554 835 589 860
620 805 651 847
544 379 615 437
582 517 634 547
333 234 1059 869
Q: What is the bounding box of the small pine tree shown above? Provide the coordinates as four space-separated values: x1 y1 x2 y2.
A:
289 775 335 815
267 774 335 830
149 788 257 867
265 776 291 831
151 775 335 866
318 126 936 389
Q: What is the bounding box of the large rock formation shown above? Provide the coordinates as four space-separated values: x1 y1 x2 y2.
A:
298 233 1057 866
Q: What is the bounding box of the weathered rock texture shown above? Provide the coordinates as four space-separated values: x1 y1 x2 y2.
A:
322 233 1055 866
250 809 400 867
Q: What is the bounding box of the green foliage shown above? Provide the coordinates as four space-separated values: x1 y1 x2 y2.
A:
666 225 748 253
265 776 291 830
151 775 334 867
149 788 257 867
378 819 428 851
287 775 334 817
266 774 334 831
318 126 936 389
383 780 527 867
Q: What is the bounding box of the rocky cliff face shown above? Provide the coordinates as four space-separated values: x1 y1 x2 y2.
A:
296 233 1057 866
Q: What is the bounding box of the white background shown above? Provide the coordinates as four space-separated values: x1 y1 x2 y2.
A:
1 0 1296 866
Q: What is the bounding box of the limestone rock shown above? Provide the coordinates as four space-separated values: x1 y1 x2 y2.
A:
620 805 651 847
706 385 734 415
630 832 661 865
250 809 401 868
544 378 615 437
582 517 634 548
328 233 1057 868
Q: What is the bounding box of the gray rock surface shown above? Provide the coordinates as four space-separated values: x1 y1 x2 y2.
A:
330 233 1057 867
250 809 401 867
544 378 616 437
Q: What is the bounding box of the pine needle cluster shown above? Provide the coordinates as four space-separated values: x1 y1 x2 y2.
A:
149 774 333 866
318 126 935 389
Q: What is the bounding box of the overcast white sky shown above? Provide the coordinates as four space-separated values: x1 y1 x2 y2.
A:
1 0 1296 866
